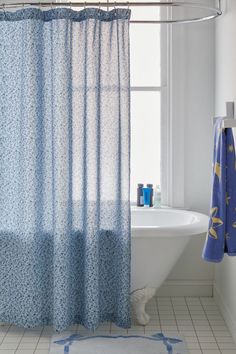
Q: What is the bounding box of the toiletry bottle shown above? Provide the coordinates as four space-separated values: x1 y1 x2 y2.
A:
154 185 161 208
137 184 144 207
143 187 151 208
147 184 153 207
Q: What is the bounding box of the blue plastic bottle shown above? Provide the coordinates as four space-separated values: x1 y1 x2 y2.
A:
137 184 144 207
143 187 151 207
147 184 153 207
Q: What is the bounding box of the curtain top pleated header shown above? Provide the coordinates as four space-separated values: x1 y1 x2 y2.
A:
0 7 131 22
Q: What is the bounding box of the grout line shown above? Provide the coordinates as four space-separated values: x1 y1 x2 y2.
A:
154 296 160 334
33 326 44 354
155 296 162 334
0 324 15 353
170 296 179 333
184 297 203 354
0 323 11 345
109 321 112 334
8 324 26 354
199 297 223 354
154 296 159 320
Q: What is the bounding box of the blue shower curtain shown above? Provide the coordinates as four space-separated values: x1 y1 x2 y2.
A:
0 8 131 331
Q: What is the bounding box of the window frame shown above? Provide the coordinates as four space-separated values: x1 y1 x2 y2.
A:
160 20 186 208
130 21 166 206
130 18 186 207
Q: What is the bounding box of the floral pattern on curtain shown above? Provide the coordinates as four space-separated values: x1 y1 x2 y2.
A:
0 8 131 331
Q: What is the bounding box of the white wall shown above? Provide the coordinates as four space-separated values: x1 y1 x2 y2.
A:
161 1 215 291
184 19 215 214
214 0 236 340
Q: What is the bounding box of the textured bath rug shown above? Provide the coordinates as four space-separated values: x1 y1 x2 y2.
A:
50 332 189 354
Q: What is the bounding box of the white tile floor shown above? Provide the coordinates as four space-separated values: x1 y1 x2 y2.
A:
0 297 235 354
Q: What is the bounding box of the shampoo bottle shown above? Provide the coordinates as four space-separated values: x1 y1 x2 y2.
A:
137 184 144 207
143 187 152 208
154 185 161 208
147 184 153 207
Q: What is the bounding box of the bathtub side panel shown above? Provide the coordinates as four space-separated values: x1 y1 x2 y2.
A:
131 236 189 291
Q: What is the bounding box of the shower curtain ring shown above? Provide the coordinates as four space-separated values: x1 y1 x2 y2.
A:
114 1 116 9
127 1 129 10
84 1 86 9
51 1 53 10
98 1 101 10
70 1 72 9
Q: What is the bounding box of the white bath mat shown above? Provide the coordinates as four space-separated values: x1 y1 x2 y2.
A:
50 331 189 354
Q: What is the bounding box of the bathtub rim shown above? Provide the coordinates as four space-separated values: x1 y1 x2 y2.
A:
131 207 209 238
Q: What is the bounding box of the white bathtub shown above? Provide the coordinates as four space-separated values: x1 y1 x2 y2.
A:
131 207 209 291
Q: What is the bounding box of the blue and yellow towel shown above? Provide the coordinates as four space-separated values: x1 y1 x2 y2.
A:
202 118 236 262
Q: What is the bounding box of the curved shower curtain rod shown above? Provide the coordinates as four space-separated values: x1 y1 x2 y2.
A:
0 1 222 24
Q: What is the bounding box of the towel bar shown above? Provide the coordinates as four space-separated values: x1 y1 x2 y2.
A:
213 102 236 128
